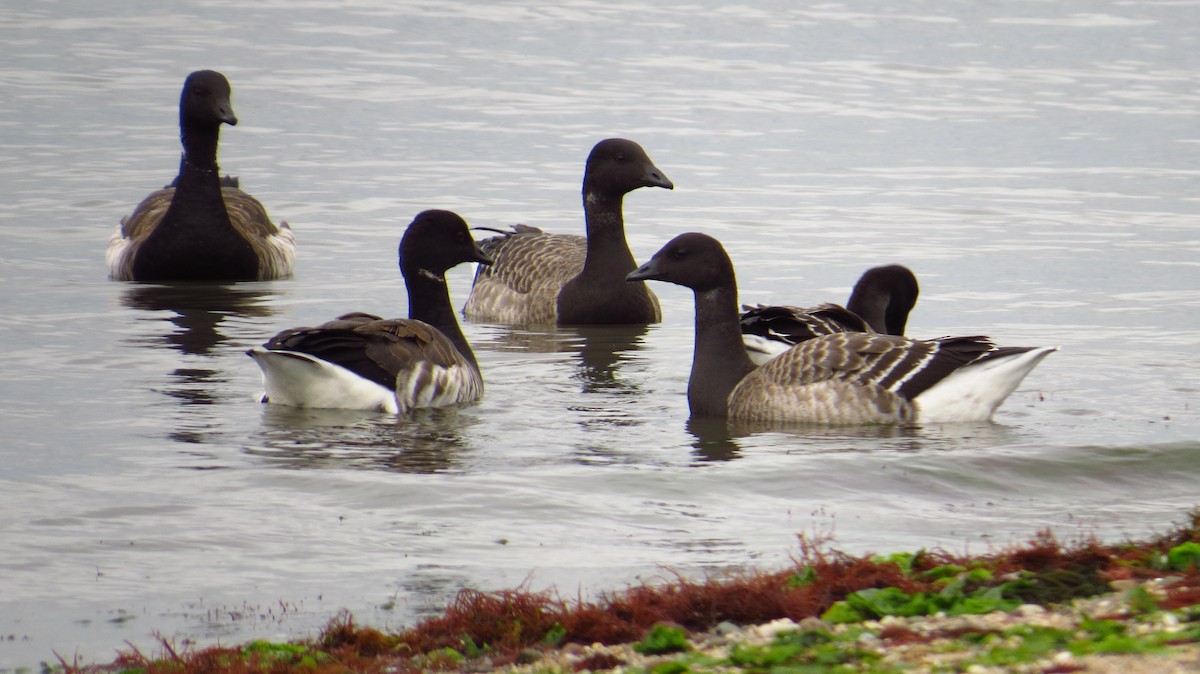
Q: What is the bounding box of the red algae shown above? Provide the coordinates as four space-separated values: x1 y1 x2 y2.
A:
63 508 1200 674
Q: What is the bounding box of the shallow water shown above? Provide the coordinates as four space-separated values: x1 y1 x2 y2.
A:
2 0 1199 668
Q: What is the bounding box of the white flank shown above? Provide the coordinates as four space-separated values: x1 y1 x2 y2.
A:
257 224 297 281
743 334 789 366
105 224 132 280
247 348 400 413
915 346 1058 423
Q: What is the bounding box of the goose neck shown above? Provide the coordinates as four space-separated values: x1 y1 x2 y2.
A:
405 265 477 369
180 122 222 171
688 285 757 418
581 191 636 274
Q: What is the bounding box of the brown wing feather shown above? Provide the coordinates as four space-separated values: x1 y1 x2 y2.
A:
730 333 918 424
223 187 295 280
729 332 998 424
463 227 586 324
740 302 874 346
263 316 472 393
118 188 174 242
359 319 468 372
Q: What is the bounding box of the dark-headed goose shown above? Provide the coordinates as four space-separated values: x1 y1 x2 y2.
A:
741 264 919 364
108 70 295 281
462 138 673 326
247 210 490 413
627 233 1055 425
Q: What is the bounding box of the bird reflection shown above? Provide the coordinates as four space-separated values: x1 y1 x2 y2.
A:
688 415 1024 462
476 323 650 394
120 282 276 355
687 417 924 462
685 417 744 462
120 282 280 422
247 404 474 474
564 324 650 393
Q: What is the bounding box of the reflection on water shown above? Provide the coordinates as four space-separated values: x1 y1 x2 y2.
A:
163 368 224 406
565 324 651 394
120 282 276 355
690 416 1026 462
119 283 283 450
247 404 474 474
685 417 744 462
475 323 651 391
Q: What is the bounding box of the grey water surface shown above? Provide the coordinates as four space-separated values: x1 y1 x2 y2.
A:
2 0 1199 668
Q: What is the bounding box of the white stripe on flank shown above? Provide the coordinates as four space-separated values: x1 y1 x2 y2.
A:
915 346 1058 422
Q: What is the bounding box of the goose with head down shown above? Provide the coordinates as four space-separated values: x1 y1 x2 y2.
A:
462 138 673 326
108 70 295 281
627 233 1056 425
740 264 920 365
247 210 490 413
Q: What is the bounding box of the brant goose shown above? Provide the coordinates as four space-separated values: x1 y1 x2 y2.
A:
628 233 1055 425
108 70 295 281
247 210 490 413
741 264 919 364
463 138 672 325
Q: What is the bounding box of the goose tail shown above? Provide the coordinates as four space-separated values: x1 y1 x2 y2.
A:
246 347 400 413
915 345 1057 423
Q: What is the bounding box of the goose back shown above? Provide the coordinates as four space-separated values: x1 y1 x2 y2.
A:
248 210 490 413
108 70 295 282
462 138 671 326
740 302 872 363
464 225 586 325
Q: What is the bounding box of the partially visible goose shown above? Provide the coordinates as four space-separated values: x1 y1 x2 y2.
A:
462 138 673 326
247 210 491 413
627 233 1056 425
741 264 919 364
108 70 295 281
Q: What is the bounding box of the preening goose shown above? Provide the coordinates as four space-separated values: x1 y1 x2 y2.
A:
627 233 1055 425
741 264 919 364
107 70 295 281
247 210 491 413
462 138 673 326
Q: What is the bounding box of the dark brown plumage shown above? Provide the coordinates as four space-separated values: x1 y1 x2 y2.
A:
108 70 294 281
740 265 919 363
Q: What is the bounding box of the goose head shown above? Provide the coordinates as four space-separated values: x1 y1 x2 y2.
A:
584 138 674 198
626 232 734 293
399 209 494 278
181 70 238 130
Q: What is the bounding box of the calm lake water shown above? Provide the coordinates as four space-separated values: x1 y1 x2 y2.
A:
2 0 1199 668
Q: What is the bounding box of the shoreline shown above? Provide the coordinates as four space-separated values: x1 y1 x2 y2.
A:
64 511 1200 673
